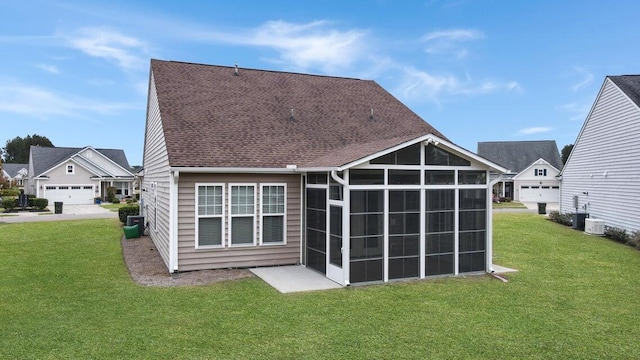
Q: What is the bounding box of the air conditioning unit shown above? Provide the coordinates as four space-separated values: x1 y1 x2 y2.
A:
585 218 605 235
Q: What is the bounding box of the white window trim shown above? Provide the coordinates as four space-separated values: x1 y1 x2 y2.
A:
259 183 287 246
66 164 75 174
195 183 225 249
229 183 257 247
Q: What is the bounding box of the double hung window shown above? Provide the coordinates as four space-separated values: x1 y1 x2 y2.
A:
230 185 256 246
196 184 224 248
261 185 286 244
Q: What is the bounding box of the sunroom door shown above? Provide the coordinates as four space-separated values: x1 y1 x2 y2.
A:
326 205 344 284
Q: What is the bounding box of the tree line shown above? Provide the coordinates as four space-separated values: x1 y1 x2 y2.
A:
1 134 54 164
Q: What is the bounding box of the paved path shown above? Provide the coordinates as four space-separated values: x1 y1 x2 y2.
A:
0 204 117 223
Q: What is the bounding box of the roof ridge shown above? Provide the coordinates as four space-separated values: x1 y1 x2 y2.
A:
151 58 369 82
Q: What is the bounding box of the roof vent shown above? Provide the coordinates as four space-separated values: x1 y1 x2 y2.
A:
369 108 374 120
234 63 239 76
289 108 295 121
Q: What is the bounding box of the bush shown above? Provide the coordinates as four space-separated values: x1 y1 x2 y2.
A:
106 187 117 202
125 198 137 205
548 211 572 226
2 197 18 211
629 231 640 249
604 226 629 244
118 204 140 224
0 189 21 197
111 197 121 204
32 198 48 210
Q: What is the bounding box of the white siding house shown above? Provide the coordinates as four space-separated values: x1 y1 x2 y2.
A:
560 76 640 233
478 141 563 204
514 159 560 203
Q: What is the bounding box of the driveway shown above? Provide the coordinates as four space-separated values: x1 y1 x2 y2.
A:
0 204 117 223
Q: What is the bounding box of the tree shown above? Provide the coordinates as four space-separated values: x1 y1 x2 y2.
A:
561 144 574 165
3 134 54 163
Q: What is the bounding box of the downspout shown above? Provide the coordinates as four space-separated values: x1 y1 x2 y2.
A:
487 174 505 273
330 170 346 185
169 170 179 272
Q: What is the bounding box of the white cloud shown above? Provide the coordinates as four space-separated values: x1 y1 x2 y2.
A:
0 84 137 118
518 127 552 135
65 27 148 70
398 66 520 102
187 20 369 73
252 20 368 71
557 100 591 121
35 64 60 74
571 67 593 92
421 29 484 58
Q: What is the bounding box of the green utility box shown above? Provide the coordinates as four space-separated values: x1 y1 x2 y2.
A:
123 225 140 239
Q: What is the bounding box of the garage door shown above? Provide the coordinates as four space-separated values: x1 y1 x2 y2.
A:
44 185 95 205
519 185 559 203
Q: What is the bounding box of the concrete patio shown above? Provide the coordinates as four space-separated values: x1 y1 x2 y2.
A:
250 264 519 293
250 265 342 293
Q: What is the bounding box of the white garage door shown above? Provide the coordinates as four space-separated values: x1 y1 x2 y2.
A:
44 185 95 205
519 185 559 203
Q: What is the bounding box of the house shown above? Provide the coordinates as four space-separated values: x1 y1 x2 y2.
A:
26 146 135 204
141 59 506 285
2 163 28 187
477 141 562 203
560 75 640 233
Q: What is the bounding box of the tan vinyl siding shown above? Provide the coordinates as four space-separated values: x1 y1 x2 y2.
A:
177 173 301 271
141 73 172 269
560 79 640 232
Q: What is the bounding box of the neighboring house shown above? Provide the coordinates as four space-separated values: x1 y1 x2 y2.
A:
560 75 640 233
26 146 135 204
2 163 28 187
141 59 506 286
477 141 563 203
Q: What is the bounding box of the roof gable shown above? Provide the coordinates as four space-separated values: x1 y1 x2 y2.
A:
513 158 560 180
30 146 133 177
2 163 28 178
477 140 563 173
150 59 447 169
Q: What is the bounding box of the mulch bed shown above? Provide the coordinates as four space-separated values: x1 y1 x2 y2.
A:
120 235 254 287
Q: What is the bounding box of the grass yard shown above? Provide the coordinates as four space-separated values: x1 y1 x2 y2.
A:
492 201 527 209
1 215 640 359
100 203 129 212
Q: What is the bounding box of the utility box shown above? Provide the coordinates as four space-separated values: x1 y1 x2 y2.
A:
572 213 588 231
127 215 145 236
585 218 605 235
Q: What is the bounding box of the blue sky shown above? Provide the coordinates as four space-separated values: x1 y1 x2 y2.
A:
2 0 639 166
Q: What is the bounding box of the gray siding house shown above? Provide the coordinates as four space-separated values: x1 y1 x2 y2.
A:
560 75 640 233
26 146 135 204
141 59 506 285
478 141 562 203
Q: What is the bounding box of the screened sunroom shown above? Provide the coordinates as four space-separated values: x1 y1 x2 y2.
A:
303 136 505 285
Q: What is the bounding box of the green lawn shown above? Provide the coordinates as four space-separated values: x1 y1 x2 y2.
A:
100 203 128 211
1 215 639 359
492 201 528 209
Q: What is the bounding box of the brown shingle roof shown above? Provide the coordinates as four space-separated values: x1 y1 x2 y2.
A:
151 59 446 168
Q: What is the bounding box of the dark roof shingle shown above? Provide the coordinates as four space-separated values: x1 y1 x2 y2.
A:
30 146 132 176
2 163 28 177
477 140 562 173
151 59 446 168
609 75 640 108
